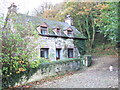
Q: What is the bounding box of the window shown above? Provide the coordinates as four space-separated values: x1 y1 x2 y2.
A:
40 27 47 35
56 49 61 60
67 27 73 37
40 48 49 59
41 30 47 35
68 48 73 58
57 28 60 35
67 30 73 36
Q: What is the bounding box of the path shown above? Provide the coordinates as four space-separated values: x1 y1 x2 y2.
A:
33 56 118 88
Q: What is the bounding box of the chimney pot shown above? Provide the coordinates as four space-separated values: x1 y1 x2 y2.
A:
65 15 73 26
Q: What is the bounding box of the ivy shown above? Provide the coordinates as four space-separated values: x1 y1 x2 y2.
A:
74 39 86 55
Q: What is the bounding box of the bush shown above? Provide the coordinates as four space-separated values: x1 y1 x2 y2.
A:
30 58 51 68
1 19 38 88
1 29 30 88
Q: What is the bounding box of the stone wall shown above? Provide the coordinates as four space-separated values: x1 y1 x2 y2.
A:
14 56 92 86
15 58 82 86
35 36 80 61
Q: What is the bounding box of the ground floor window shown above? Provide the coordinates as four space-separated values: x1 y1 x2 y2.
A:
68 48 73 58
40 48 49 59
56 48 61 60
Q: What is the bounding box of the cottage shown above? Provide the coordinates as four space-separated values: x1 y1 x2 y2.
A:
6 3 86 61
35 15 86 61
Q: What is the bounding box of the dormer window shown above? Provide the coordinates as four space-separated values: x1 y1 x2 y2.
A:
37 22 48 35
40 26 47 35
67 30 72 36
56 28 61 35
53 26 61 36
67 27 73 37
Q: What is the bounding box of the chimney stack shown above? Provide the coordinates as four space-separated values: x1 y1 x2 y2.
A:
65 15 73 26
8 3 17 14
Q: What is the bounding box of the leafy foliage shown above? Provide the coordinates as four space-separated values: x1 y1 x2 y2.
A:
74 39 86 55
36 2 118 54
1 28 51 88
1 13 46 88
57 2 99 53
96 2 118 42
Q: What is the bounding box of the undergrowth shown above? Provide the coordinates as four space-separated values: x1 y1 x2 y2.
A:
91 43 118 56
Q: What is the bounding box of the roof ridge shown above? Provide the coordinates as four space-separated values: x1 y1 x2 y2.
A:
19 13 68 25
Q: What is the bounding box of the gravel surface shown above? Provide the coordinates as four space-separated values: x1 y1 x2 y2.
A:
33 56 118 88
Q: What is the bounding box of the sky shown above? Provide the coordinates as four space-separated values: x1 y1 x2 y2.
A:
0 0 64 16
1 0 119 16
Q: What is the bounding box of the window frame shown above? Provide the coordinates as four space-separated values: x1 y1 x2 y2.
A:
56 27 61 35
56 48 61 60
68 48 73 58
67 30 73 36
40 48 49 59
40 26 47 35
67 27 73 37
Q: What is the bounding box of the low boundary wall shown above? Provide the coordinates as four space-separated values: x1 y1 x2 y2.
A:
17 58 82 86
3 55 92 88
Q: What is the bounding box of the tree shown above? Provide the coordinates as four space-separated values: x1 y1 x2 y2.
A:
54 2 100 53
1 4 38 88
33 2 63 20
96 2 118 42
33 1 118 54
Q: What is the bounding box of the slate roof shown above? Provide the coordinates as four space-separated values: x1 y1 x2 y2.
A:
11 13 86 40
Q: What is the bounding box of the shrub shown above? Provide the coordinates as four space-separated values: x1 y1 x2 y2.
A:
1 29 32 88
1 16 38 88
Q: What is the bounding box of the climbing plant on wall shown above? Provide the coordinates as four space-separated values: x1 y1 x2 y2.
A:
74 39 86 55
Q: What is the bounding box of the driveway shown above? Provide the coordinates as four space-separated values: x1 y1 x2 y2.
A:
32 56 118 88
